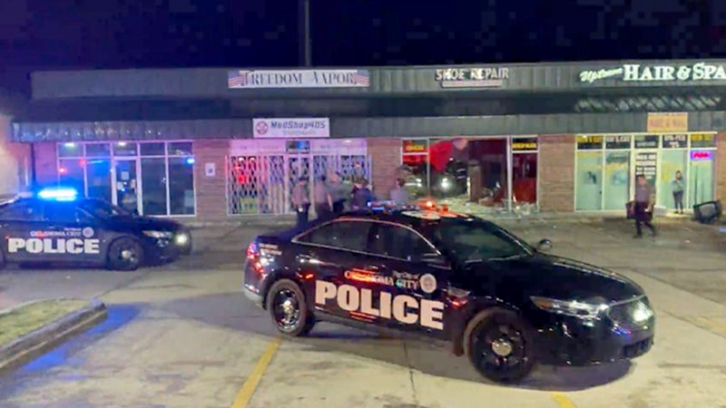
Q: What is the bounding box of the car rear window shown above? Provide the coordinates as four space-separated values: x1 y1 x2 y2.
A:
297 220 372 252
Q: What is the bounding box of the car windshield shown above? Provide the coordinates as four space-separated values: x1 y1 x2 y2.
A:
78 199 133 219
434 218 534 263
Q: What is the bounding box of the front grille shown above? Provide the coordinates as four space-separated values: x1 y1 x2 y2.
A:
607 297 653 329
622 337 653 359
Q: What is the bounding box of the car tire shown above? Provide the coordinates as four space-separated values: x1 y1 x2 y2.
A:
266 279 315 337
463 308 536 384
107 237 144 271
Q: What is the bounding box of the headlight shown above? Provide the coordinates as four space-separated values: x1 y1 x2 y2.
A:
530 296 609 319
143 230 174 239
174 233 190 246
440 178 452 191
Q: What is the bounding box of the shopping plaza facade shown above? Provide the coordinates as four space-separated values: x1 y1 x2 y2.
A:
10 60 726 221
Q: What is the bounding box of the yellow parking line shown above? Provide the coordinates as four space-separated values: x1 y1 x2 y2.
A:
551 392 577 408
231 337 282 408
694 317 726 337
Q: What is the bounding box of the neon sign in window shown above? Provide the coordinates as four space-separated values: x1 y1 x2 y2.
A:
690 151 714 161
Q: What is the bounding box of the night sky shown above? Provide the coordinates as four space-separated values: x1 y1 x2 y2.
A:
2 0 726 96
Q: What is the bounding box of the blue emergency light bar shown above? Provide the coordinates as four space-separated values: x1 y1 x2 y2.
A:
37 187 78 202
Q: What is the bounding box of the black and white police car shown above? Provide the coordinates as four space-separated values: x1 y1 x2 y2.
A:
0 187 192 271
243 203 655 383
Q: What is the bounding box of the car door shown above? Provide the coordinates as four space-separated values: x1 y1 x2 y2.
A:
366 222 451 339
41 201 106 264
0 199 48 263
293 219 379 323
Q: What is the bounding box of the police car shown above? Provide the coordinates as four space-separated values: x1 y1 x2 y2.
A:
0 187 192 271
243 204 655 383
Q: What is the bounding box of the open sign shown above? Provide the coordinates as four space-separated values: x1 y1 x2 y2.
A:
690 151 714 161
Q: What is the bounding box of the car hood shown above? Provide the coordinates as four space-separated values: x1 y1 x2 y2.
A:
465 253 644 304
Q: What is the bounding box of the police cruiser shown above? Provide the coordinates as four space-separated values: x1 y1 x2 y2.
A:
0 187 192 271
243 203 655 383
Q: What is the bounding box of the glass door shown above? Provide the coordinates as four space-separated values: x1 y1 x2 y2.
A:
113 159 141 214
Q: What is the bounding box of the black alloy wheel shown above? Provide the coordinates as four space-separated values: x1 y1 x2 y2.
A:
266 279 315 337
464 309 535 383
107 238 144 271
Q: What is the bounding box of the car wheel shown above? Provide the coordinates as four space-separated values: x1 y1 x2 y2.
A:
266 279 315 337
107 238 144 271
463 308 535 384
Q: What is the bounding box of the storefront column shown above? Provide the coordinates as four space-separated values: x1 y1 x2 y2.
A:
367 138 401 200
193 139 230 221
33 141 58 186
716 133 726 205
539 135 575 212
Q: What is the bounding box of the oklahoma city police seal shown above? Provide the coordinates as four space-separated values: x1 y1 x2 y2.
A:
419 273 437 294
82 227 95 238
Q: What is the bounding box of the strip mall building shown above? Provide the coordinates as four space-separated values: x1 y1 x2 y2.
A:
11 60 726 222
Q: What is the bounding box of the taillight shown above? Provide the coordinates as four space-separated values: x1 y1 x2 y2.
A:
247 241 259 261
246 241 265 275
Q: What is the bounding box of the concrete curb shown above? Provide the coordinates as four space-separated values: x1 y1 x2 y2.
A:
0 298 108 373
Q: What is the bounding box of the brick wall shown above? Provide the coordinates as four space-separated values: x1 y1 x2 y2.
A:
193 139 229 221
33 142 58 186
716 133 726 205
367 138 401 200
538 135 575 212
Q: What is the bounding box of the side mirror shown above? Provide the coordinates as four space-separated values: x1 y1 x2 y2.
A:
537 239 553 252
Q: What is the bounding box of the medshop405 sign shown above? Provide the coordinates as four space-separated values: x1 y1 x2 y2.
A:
253 118 330 138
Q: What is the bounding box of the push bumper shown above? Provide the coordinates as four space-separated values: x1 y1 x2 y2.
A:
534 314 655 366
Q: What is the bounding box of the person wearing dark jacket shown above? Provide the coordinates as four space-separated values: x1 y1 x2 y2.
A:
351 179 376 210
630 175 657 238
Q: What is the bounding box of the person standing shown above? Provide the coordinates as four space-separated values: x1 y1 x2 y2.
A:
631 175 657 238
390 178 410 206
672 170 685 214
313 175 333 219
292 176 310 228
351 179 376 210
330 172 348 213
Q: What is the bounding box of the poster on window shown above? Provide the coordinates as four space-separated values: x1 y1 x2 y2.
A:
635 152 657 186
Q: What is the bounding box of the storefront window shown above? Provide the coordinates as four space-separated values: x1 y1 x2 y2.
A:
58 159 85 195
603 151 629 210
168 157 195 215
576 151 603 211
689 150 715 205
58 143 83 158
113 142 138 156
401 139 429 198
512 137 538 205
575 133 716 212
86 159 112 203
141 158 168 215
658 150 688 210
56 141 195 217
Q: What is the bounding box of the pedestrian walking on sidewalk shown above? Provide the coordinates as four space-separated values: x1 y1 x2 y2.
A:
672 170 685 214
292 176 310 228
630 175 657 238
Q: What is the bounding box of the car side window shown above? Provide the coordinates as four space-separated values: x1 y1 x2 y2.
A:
0 200 44 222
297 221 371 252
43 203 91 223
370 224 437 261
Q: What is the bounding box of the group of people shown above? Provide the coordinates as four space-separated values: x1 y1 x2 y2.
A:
292 173 407 228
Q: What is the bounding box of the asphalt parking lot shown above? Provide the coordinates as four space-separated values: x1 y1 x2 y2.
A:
1 218 726 408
